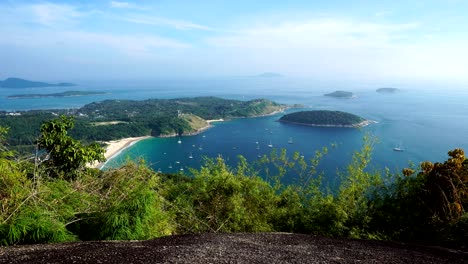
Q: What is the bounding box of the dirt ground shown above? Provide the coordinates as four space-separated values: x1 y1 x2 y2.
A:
0 233 466 264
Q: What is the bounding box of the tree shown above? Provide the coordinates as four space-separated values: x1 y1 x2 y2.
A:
37 115 105 178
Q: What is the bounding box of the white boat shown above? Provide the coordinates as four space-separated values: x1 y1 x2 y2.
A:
268 141 273 148
288 137 293 144
393 142 404 152
189 152 193 159
168 164 173 169
177 138 182 144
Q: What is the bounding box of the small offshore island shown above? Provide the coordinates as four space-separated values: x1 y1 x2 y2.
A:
7 91 107 99
279 110 370 128
376 87 400 93
324 90 355 98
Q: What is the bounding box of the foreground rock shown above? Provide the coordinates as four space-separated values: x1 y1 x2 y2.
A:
0 233 466 264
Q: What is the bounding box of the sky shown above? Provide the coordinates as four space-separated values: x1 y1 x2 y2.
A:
1 0 468 82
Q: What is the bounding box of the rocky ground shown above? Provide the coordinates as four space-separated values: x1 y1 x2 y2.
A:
0 233 466 264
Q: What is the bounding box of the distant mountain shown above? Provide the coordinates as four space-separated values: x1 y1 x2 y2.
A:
0 78 75 88
376 88 400 93
324 91 355 98
255 72 283 78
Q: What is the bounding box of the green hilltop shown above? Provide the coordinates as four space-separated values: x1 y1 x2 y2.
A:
279 110 366 127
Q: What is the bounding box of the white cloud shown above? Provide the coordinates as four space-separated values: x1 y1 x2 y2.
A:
110 1 144 10
110 1 130 8
200 17 468 81
31 3 84 27
124 15 212 31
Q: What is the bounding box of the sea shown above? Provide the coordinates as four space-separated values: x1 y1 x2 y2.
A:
2 78 468 183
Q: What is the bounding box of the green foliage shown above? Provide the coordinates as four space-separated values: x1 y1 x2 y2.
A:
0 164 79 245
368 149 468 243
38 115 105 178
74 162 173 240
167 156 277 233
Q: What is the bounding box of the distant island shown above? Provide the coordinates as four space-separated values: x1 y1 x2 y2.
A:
376 88 400 93
7 91 107 99
324 91 355 98
0 77 75 88
279 110 369 128
255 72 283 78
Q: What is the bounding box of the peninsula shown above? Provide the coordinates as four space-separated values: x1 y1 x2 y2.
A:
0 96 286 148
324 90 355 98
279 110 369 128
0 77 75 88
7 91 106 99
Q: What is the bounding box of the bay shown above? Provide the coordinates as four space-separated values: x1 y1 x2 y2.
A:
2 78 468 182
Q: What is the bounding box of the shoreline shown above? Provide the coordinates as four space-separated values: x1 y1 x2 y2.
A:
90 136 152 169
93 108 285 168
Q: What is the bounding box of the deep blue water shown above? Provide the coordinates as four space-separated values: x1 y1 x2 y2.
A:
2 78 468 182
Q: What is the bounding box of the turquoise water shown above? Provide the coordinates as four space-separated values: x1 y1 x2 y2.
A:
2 79 468 182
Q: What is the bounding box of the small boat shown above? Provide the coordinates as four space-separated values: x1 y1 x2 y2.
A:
288 137 293 144
202 135 206 138
157 168 162 173
180 167 184 171
175 161 180 164
268 141 273 148
393 142 404 152
198 145 203 150
256 145 260 150
168 164 173 169
189 153 193 159
177 138 182 144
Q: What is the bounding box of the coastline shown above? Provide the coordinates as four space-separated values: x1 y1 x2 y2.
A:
92 108 284 168
90 136 152 169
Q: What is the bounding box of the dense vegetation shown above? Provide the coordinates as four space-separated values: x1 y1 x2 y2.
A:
0 97 284 148
279 110 365 127
324 91 354 98
1 117 467 248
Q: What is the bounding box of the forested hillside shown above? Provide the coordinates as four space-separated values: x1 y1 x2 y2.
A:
0 97 285 147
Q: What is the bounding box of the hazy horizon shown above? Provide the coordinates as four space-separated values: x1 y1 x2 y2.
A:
1 0 468 84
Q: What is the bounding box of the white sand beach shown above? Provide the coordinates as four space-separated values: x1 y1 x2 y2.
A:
90 136 152 169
